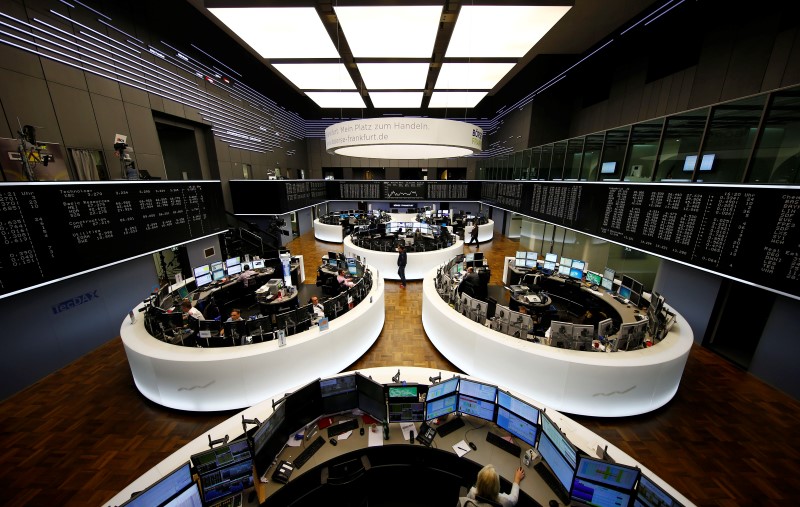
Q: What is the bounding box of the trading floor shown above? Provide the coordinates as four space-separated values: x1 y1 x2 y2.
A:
1 229 799 506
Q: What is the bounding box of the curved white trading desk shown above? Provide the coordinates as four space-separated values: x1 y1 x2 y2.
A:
344 235 463 281
103 366 695 507
313 218 344 243
421 266 693 417
120 272 385 412
464 220 494 243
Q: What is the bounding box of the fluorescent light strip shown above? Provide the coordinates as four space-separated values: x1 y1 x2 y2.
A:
73 0 111 21
621 0 679 34
644 0 686 26
190 43 242 78
97 18 143 45
59 1 76 8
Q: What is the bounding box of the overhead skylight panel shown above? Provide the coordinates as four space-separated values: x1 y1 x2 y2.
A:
334 5 442 58
305 92 367 109
272 63 356 90
369 92 424 108
434 63 516 90
428 91 488 108
357 63 430 90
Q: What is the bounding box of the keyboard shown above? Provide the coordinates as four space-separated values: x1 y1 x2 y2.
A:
435 416 465 437
613 295 628 304
327 418 359 438
534 462 570 505
486 432 521 457
293 436 325 469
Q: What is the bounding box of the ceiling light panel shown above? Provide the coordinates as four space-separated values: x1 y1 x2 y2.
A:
306 92 367 109
358 63 430 90
369 92 424 108
428 91 488 108
208 7 339 59
446 5 572 58
434 63 516 90
334 5 442 58
272 64 356 90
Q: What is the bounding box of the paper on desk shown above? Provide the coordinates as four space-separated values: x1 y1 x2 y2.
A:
368 429 383 447
400 422 416 441
453 439 471 457
337 430 353 440
286 435 303 447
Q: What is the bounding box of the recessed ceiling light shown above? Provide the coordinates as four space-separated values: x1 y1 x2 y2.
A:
334 5 442 58
435 63 516 90
428 91 488 108
272 64 356 90
369 92 424 108
306 92 366 109
208 7 339 59
358 63 430 90
446 5 571 58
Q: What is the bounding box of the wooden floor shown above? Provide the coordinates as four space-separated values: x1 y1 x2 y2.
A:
2 230 800 507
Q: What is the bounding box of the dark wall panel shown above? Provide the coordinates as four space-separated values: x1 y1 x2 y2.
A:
749 296 800 400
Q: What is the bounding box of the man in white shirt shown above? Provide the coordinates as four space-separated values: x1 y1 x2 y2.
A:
180 300 204 321
310 296 325 323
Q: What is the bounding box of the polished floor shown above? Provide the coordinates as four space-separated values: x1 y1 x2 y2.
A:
1 229 799 506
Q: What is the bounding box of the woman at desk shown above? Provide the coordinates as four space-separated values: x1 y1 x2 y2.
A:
460 464 525 507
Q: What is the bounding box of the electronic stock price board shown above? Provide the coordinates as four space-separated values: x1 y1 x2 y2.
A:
0 181 226 299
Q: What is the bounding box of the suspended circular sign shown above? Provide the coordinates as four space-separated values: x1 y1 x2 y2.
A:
325 118 482 159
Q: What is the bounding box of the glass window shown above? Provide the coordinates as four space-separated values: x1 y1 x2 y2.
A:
696 95 765 183
599 127 630 181
539 144 553 180
580 134 604 181
749 87 800 184
563 137 584 180
623 119 663 182
654 107 709 181
550 141 567 180
530 147 543 180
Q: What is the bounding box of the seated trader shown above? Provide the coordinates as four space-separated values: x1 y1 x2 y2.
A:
460 464 525 507
220 308 244 335
238 264 258 287
310 296 325 323
459 267 482 297
180 300 204 321
337 269 355 288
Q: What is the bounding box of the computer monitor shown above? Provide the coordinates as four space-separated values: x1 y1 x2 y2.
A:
541 412 578 467
320 374 358 415
473 252 484 262
635 474 684 507
597 318 614 340
629 290 641 307
558 264 572 276
618 286 632 300
601 277 614 291
327 251 340 261
569 267 584 280
524 259 537 269
119 461 193 507
253 399 286 458
428 376 459 400
586 271 602 286
465 253 474 262
516 251 526 260
225 257 241 269
603 267 615 281
601 161 616 174
223 320 248 341
191 439 252 476
560 257 573 268
543 260 556 273
251 259 265 269
161 483 202 507
457 395 496 422
496 406 538 447
683 153 715 172
210 261 224 272
572 259 585 271
458 378 497 402
356 372 386 422
572 324 595 350
195 273 212 288
526 252 538 261
176 285 189 300
200 457 254 505
551 322 574 348
426 393 458 420
212 270 226 281
571 455 640 507
387 384 424 422
246 317 272 339
327 258 339 269
537 431 577 494
227 264 242 275
631 280 643 296
284 378 322 430
193 265 210 278
515 258 528 268
545 253 558 263
621 275 634 290
498 391 539 424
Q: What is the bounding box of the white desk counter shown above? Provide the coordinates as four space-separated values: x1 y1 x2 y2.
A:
343 235 463 281
313 219 344 243
120 271 385 412
464 220 494 243
103 366 695 507
421 266 693 417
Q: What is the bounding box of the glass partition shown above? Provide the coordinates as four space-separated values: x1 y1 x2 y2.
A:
654 107 709 181
748 86 800 184
599 127 630 180
580 133 604 181
563 137 584 180
530 147 543 179
623 119 664 182
550 141 568 180
539 144 553 180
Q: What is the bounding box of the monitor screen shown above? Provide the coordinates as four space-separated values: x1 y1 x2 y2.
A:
597 318 614 339
572 260 585 271
457 395 495 421
586 271 602 286
600 161 616 174
227 264 242 275
541 412 577 467
356 373 386 422
631 280 643 295
560 257 573 268
537 432 576 492
328 258 339 268
161 483 202 507
195 273 212 287
465 253 474 262
458 378 497 402
253 401 286 458
387 384 424 422
285 378 322 430
571 477 632 507
619 286 632 299
524 259 537 269
575 456 640 490
193 265 210 278
210 261 223 272
621 275 634 290
426 393 458 420
119 461 193 507
348 265 358 276
252 259 265 269
558 264 572 276
526 252 538 261
328 251 340 261
601 277 614 291
603 267 615 281
225 257 240 268
177 285 189 300
635 474 684 507
473 252 484 261
428 377 459 400
629 291 641 306
515 258 528 268
320 374 358 415
543 260 556 273
683 154 714 172
191 439 251 476
497 391 539 423
496 407 538 447
545 253 558 263
569 267 584 280
200 458 254 505
516 251 527 259
212 270 225 281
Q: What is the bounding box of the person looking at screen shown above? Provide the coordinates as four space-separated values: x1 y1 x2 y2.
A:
459 266 481 296
310 296 325 323
459 464 525 507
180 300 204 321
397 244 407 288
226 309 244 323
337 269 355 288
238 264 257 287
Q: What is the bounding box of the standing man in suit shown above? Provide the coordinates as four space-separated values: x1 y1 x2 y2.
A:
397 244 407 288
468 222 480 249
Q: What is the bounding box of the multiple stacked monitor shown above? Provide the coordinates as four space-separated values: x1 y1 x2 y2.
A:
192 256 252 288
119 374 684 507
